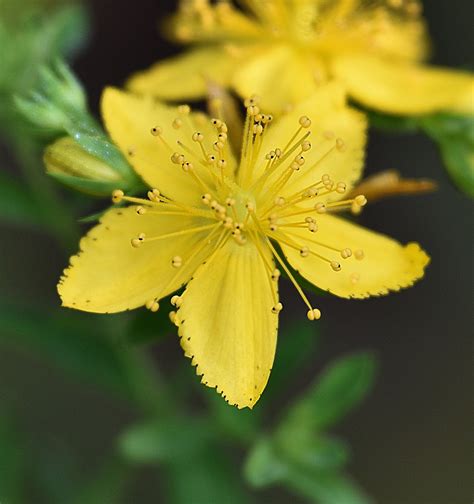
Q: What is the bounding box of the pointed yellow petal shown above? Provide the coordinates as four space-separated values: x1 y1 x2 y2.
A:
58 207 219 313
127 46 238 101
332 55 474 115
252 83 367 199
280 214 429 299
101 87 236 205
232 44 326 114
176 238 278 409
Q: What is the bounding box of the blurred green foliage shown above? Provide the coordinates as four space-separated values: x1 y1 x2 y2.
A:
368 109 474 197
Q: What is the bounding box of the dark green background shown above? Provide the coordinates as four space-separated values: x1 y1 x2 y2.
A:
1 1 472 503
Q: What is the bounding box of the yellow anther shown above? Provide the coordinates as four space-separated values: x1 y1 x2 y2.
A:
211 118 223 128
171 295 182 307
308 221 318 233
304 187 319 198
169 311 177 325
295 155 305 166
225 197 235 207
247 105 260 116
315 202 327 214
218 132 227 142
201 193 212 205
150 126 162 137
299 116 312 128
112 189 124 203
147 188 161 202
269 223 278 232
131 232 146 248
136 206 147 215
355 249 365 260
244 95 260 107
192 132 204 142
206 154 216 164
245 201 255 212
307 308 322 321
301 141 312 152
350 273 361 284
214 141 224 151
266 150 276 160
323 130 335 140
182 161 194 172
274 196 286 206
171 152 185 164
210 200 219 210
219 123 228 133
271 269 281 281
253 123 264 135
355 195 368 206
336 138 346 152
274 148 282 158
178 104 191 115
172 256 183 268
272 302 283 314
336 182 347 194
331 261 342 272
149 301 159 312
223 217 234 229
172 118 183 129
341 248 352 259
300 246 309 258
217 159 227 169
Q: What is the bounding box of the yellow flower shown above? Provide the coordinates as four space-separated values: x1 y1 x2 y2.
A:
129 0 473 116
58 84 429 408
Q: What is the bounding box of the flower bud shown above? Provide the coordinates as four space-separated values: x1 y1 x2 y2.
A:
44 137 142 196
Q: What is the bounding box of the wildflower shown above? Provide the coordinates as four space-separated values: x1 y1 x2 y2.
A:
58 84 429 408
129 0 473 116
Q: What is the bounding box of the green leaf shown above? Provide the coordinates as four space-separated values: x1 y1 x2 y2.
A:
0 171 44 227
119 417 213 464
419 113 474 197
366 109 419 133
284 352 377 431
285 470 372 504
0 304 136 398
277 432 350 472
244 437 289 488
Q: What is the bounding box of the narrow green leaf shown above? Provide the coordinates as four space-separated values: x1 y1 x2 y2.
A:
284 352 377 431
285 470 372 504
244 437 289 488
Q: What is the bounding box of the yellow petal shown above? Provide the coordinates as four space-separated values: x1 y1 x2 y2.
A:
127 46 238 101
101 87 236 205
176 238 278 409
58 207 219 313
280 214 429 299
232 44 326 114
249 83 367 200
332 55 474 115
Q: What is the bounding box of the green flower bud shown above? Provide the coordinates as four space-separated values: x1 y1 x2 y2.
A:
44 137 143 196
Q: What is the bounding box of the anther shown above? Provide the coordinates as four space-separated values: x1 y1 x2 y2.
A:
182 161 194 172
172 256 183 268
269 223 278 232
112 189 124 204
172 118 183 129
225 197 235 207
171 152 185 164
331 261 342 272
223 217 233 228
355 249 365 260
274 196 286 206
245 201 255 212
218 132 227 142
131 233 146 248
336 138 346 152
178 104 191 115
214 141 224 151
299 116 312 128
336 182 347 194
136 206 147 215
315 202 327 214
323 130 335 140
150 126 162 137
300 246 309 258
271 269 281 281
301 141 312 152
354 195 367 206
171 295 182 307
147 188 161 202
272 303 283 314
192 132 204 143
341 248 352 259
146 299 159 313
211 118 223 128
217 159 227 169
206 154 216 164
201 193 211 205
307 308 322 321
